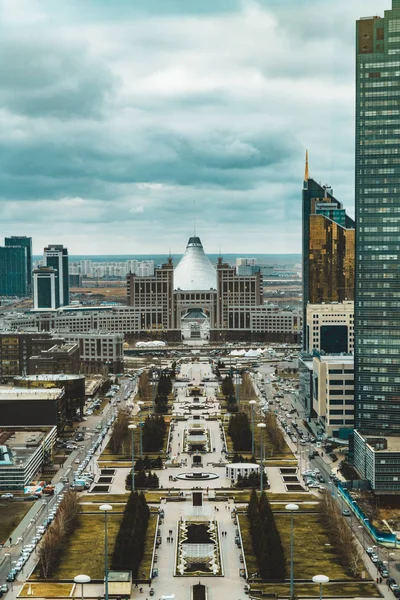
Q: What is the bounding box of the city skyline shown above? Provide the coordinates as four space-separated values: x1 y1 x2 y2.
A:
0 0 388 254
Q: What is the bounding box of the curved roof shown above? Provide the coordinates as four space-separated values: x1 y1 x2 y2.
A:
174 236 216 291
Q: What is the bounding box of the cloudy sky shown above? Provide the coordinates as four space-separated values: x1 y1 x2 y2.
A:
0 0 388 255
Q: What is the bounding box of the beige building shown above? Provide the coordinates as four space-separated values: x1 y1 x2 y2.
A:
306 301 354 354
312 355 354 437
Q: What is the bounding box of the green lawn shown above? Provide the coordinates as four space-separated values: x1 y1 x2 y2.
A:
0 501 32 543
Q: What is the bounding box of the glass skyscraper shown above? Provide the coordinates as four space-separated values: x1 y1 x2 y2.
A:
302 164 355 350
44 245 69 307
0 246 28 297
5 236 32 292
355 0 400 434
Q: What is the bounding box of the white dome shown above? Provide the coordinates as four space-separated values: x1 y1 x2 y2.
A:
174 236 216 291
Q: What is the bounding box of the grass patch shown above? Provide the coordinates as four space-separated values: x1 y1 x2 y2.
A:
273 512 354 580
0 501 31 543
20 583 73 597
137 514 157 578
238 514 258 577
249 582 379 597
41 513 123 580
80 494 129 503
98 461 132 468
267 493 317 502
240 510 361 583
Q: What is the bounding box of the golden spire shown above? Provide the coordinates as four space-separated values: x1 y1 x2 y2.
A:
304 149 309 181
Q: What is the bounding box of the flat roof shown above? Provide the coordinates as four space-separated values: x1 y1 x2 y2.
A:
15 374 84 382
0 386 64 400
319 355 354 365
0 427 56 467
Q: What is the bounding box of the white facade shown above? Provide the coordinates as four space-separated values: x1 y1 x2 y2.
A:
225 462 260 482
33 268 57 310
250 305 301 335
312 355 354 436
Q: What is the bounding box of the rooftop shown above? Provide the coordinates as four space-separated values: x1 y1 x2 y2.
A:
14 374 84 382
0 386 64 401
0 427 56 467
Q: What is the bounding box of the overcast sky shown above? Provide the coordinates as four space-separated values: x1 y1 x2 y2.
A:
0 0 388 255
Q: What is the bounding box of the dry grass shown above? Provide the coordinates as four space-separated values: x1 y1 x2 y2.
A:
138 514 158 578
49 513 123 579
0 501 31 542
239 509 361 584
249 582 379 597
20 583 73 597
80 494 129 504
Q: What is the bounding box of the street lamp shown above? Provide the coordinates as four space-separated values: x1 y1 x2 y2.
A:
74 574 91 600
99 504 113 600
312 574 329 600
285 503 299 600
137 401 144 458
257 423 266 493
128 424 137 491
249 400 257 457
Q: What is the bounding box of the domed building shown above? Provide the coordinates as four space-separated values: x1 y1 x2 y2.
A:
127 234 275 341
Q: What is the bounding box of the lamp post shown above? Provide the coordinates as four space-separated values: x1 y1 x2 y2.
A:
286 503 299 600
74 574 91 600
249 400 257 457
257 423 266 493
128 424 137 491
99 504 113 600
312 574 329 600
137 401 144 458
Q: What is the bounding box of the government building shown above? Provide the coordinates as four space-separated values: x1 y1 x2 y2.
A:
127 235 300 342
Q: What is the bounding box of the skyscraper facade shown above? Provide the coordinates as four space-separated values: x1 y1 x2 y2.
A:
33 267 58 309
5 236 32 292
355 1 400 434
44 245 69 307
0 246 28 297
302 159 355 350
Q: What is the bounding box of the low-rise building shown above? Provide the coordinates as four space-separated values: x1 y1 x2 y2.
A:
0 386 66 431
0 427 57 491
28 342 80 375
312 354 354 438
353 430 400 494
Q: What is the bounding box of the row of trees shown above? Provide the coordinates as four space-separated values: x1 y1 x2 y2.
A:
111 492 150 577
109 408 130 454
138 371 152 401
247 490 286 580
236 472 268 489
264 412 286 455
135 456 163 470
157 372 173 395
320 491 362 576
38 491 80 578
126 470 159 489
228 413 252 452
142 415 166 452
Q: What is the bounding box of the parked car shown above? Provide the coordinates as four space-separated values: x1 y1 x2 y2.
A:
342 509 351 517
370 552 379 563
388 578 399 591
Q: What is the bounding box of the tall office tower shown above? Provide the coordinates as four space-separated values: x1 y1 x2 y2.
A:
5 236 32 292
44 245 69 307
302 153 355 350
33 266 58 309
354 1 400 434
0 246 28 297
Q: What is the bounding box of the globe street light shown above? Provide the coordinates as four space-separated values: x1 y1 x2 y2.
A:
257 423 266 493
286 503 299 600
249 400 257 457
137 401 144 458
128 424 137 491
74 574 91 600
312 574 329 600
99 504 113 600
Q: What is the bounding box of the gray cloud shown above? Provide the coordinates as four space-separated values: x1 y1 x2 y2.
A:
0 0 390 254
